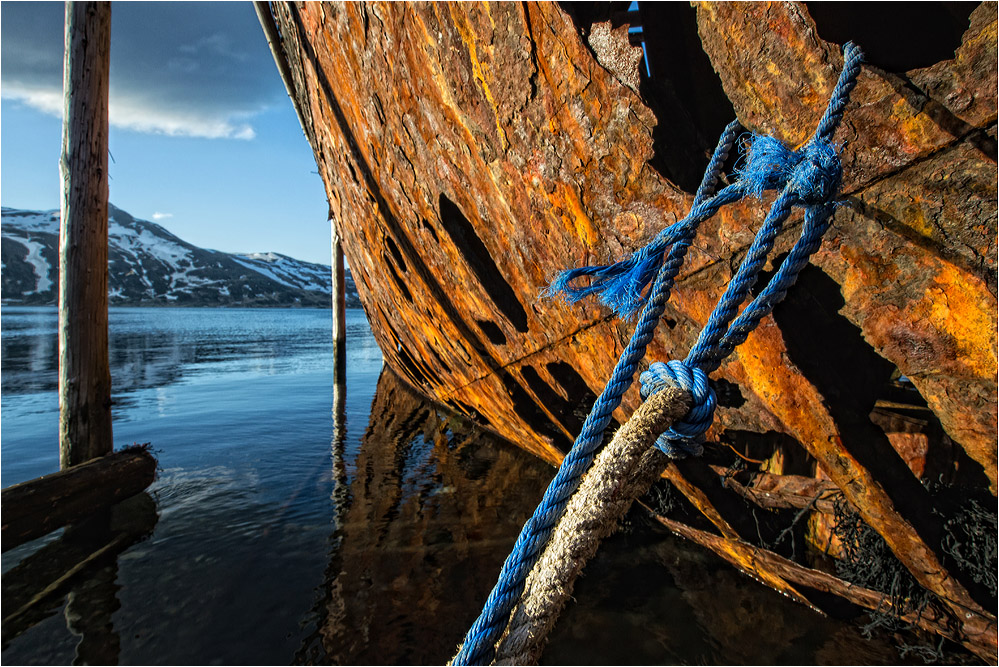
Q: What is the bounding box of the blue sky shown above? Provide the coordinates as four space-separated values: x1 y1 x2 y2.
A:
1 1 333 265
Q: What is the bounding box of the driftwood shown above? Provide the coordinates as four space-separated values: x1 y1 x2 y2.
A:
710 466 842 514
1 446 157 551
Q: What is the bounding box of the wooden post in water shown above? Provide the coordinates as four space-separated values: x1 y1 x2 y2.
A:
331 228 347 386
58 1 113 469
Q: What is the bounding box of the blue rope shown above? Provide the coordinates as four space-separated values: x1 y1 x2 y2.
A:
451 119 741 667
453 42 863 665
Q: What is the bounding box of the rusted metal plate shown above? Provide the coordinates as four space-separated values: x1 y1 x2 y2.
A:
269 0 997 652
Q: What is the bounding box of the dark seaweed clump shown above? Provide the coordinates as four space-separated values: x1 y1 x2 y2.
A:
831 499 948 663
832 499 935 634
933 488 998 602
832 481 998 664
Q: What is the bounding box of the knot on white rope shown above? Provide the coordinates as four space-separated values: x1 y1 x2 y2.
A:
639 360 714 457
739 136 842 206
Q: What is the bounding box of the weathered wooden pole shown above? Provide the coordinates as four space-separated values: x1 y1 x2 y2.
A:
58 1 113 469
331 230 347 385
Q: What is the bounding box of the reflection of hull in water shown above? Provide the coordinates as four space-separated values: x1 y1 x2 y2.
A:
299 370 905 665
298 369 554 664
267 1 997 659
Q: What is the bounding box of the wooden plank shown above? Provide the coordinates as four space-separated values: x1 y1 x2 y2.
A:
58 1 113 468
1 447 157 551
710 467 842 514
658 459 819 612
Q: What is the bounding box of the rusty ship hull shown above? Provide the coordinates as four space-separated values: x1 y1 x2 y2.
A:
264 1 997 660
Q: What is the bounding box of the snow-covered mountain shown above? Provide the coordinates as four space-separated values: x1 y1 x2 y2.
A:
1 204 360 308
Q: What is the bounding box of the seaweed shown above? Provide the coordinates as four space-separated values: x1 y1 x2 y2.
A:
831 498 935 636
930 483 998 603
830 479 998 664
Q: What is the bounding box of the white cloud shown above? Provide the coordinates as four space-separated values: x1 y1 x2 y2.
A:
2 82 258 140
178 32 250 63
2 83 63 116
152 212 173 220
108 94 258 140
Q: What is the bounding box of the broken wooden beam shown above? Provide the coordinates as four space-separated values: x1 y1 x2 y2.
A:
710 466 842 514
2 492 158 647
658 458 819 611
1 446 157 552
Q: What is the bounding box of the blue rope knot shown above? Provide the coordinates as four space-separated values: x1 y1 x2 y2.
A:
639 360 715 458
739 135 843 206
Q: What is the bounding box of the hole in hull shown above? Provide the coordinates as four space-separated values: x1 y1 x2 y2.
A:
438 194 530 333
805 1 976 72
475 319 507 346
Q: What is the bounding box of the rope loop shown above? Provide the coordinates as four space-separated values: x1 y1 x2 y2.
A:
639 360 714 457
739 135 843 206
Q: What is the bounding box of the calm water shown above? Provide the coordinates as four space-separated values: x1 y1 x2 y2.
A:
1 307 903 665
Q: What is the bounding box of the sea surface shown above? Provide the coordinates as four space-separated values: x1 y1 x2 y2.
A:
1 306 905 665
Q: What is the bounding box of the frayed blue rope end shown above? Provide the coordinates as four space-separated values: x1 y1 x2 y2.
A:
546 247 664 319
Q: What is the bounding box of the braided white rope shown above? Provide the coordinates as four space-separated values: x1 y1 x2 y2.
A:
492 387 690 665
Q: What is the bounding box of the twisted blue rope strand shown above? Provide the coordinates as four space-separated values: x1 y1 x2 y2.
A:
452 121 741 666
685 182 799 373
711 203 833 362
815 44 863 143
647 42 862 451
686 41 862 375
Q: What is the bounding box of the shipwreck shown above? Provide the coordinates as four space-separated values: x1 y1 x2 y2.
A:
258 1 997 661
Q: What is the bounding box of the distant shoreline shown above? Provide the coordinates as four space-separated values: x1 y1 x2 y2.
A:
1 302 368 311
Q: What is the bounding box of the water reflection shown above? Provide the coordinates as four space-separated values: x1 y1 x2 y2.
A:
1 307 338 400
2 493 158 664
297 370 554 664
1 307 908 665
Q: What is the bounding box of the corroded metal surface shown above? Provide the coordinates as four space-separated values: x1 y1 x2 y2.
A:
270 1 997 657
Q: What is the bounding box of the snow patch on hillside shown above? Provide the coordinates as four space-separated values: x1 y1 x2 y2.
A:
20 238 52 293
1 209 58 232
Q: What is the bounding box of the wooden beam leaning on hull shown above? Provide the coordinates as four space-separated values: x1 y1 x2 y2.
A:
693 2 997 645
